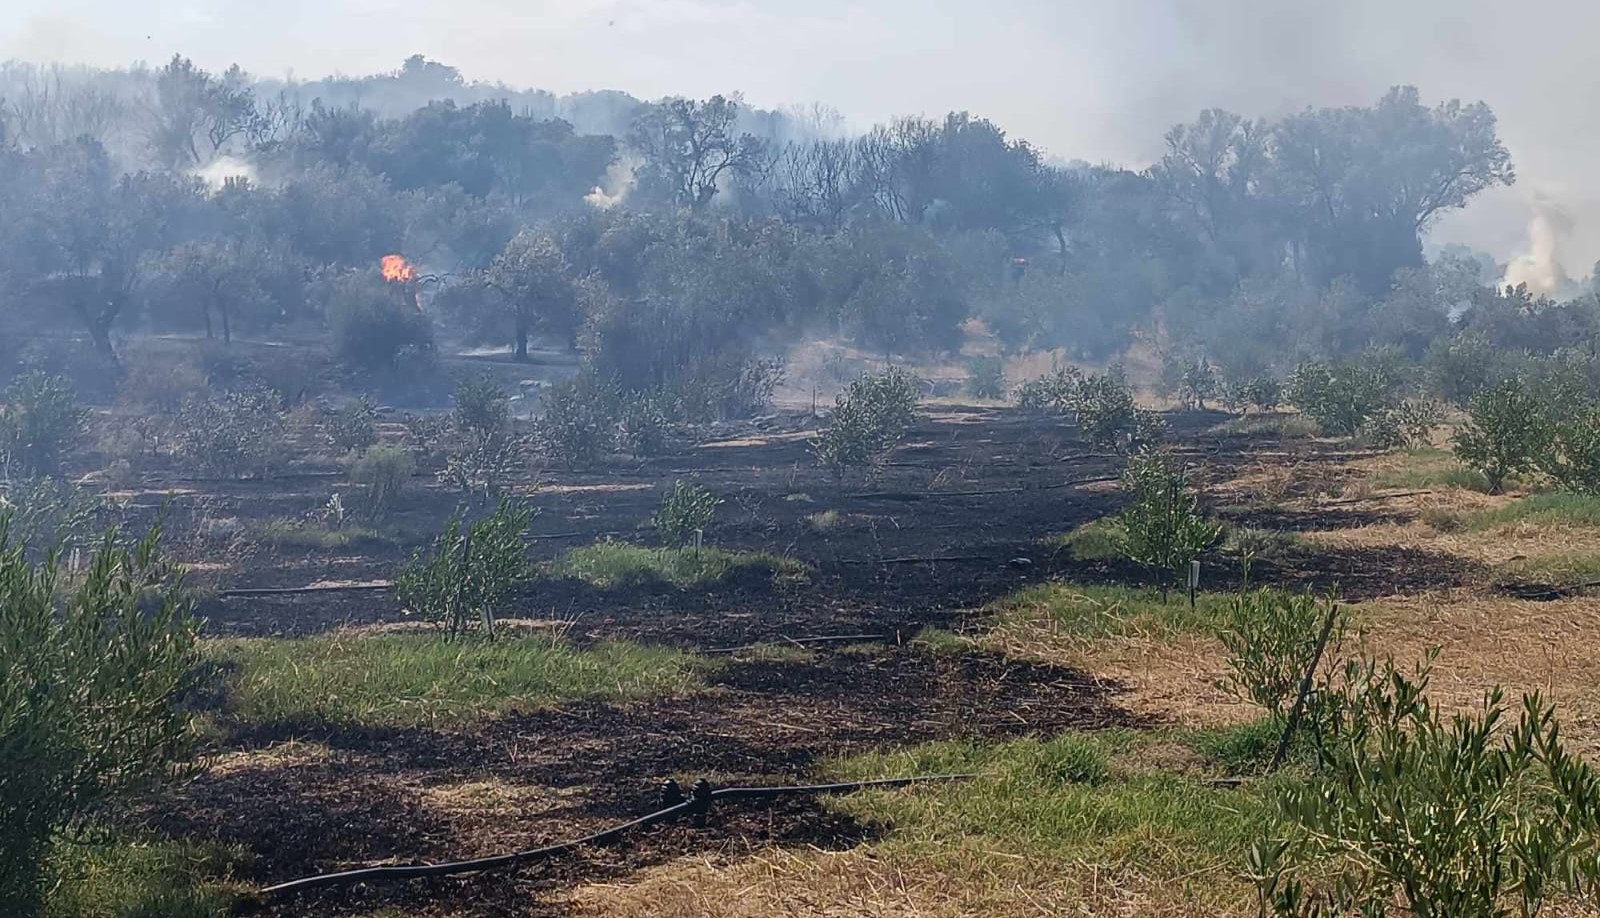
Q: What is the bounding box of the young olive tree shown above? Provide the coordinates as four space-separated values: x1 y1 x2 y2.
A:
1115 450 1222 601
1452 378 1551 494
1 521 201 917
395 499 533 639
1251 660 1600 918
653 480 721 548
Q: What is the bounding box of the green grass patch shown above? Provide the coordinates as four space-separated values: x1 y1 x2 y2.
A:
986 581 1233 643
827 732 1270 904
1465 492 1600 531
1220 524 1305 560
1208 413 1320 439
1050 517 1124 561
545 540 808 589
207 633 707 728
909 626 970 655
1370 448 1491 492
252 517 398 552
44 835 244 918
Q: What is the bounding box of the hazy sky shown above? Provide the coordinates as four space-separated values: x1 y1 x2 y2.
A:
5 0 1599 277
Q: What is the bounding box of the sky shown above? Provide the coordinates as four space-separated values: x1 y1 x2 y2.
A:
5 0 1599 283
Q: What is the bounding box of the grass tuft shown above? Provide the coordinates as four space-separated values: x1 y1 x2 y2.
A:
1465 492 1600 531
985 581 1232 644
252 518 398 551
207 633 706 728
1208 413 1320 439
44 836 244 918
1051 517 1123 561
1369 448 1492 492
827 732 1269 908
545 540 808 589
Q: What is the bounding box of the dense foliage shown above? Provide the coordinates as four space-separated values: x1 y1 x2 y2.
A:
0 522 200 917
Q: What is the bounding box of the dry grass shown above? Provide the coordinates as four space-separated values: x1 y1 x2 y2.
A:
1354 592 1600 755
566 846 1253 917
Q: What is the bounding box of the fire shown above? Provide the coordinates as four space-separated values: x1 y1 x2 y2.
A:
380 254 418 283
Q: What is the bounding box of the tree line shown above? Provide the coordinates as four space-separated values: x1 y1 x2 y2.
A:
3 53 1586 414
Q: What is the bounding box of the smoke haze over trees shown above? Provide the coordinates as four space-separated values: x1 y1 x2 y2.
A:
0 38 1595 416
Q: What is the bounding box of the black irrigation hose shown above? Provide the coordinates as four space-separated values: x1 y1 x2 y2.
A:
255 773 976 900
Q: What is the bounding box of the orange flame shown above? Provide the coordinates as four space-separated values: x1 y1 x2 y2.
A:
380 254 418 283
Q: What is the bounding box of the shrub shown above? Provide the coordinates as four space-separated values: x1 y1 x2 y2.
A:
533 377 618 469
325 275 434 372
1541 401 1600 495
1452 378 1551 493
395 499 533 639
1286 359 1400 437
350 444 414 521
653 480 721 547
117 350 209 414
1250 660 1600 917
452 375 509 445
0 477 101 560
965 356 1007 400
1015 367 1083 412
617 390 674 458
1075 369 1160 451
1358 398 1441 451
1217 589 1349 736
0 523 200 917
675 356 784 421
1235 375 1284 413
437 435 524 505
1115 450 1222 600
325 397 379 455
1176 357 1221 410
814 367 921 473
0 371 87 476
173 383 285 478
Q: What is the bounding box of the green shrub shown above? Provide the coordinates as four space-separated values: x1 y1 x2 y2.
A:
1174 356 1221 410
173 383 285 478
1250 660 1600 917
965 355 1007 400
1074 369 1158 451
437 434 525 504
324 396 378 455
1286 359 1400 437
349 444 413 521
1452 378 1551 493
1217 589 1348 736
533 377 618 469
395 499 533 639
451 375 509 445
0 476 100 560
1358 398 1441 451
617 390 674 458
1115 451 1222 600
653 480 721 547
1015 367 1082 412
814 368 921 473
1541 401 1600 494
0 522 200 917
1235 375 1284 413
0 371 87 476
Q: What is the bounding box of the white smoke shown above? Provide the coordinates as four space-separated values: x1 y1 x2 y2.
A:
584 154 639 210
1502 193 1578 297
192 155 257 191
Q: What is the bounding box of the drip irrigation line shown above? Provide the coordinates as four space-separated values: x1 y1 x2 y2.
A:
701 633 889 654
255 773 976 900
216 582 392 598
